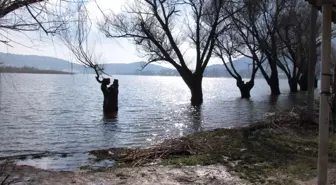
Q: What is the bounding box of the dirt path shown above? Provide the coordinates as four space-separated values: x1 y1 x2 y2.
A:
5 165 249 185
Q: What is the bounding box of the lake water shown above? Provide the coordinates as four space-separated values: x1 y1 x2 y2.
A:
0 74 313 170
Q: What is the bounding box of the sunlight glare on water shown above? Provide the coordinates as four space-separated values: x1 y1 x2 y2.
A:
0 74 312 170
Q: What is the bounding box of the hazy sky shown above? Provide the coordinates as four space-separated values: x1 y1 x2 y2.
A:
1 0 143 64
1 0 222 68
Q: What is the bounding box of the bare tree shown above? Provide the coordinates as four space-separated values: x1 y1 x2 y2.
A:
251 0 289 95
276 0 322 92
58 3 118 115
59 4 104 79
214 0 271 98
214 22 261 98
228 0 287 95
98 0 229 106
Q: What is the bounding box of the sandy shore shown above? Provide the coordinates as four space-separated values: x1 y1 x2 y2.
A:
2 163 336 185
4 164 250 185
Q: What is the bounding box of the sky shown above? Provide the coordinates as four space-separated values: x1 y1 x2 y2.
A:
0 0 222 68
0 0 143 65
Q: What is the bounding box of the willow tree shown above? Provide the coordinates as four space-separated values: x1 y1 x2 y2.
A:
99 0 229 106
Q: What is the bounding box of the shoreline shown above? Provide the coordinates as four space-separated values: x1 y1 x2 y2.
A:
0 71 74 75
1 107 336 184
0 66 74 74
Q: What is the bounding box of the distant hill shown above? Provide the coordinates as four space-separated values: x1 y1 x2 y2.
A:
0 66 73 74
0 52 287 78
205 57 259 78
0 53 178 76
0 52 83 72
102 62 178 76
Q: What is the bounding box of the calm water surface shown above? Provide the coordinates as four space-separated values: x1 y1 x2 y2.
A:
0 74 312 170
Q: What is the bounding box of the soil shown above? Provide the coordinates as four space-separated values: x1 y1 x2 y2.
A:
4 164 249 185
2 163 336 185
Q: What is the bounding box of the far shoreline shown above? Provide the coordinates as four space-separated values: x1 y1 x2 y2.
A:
0 72 76 75
1 71 74 75
0 69 74 75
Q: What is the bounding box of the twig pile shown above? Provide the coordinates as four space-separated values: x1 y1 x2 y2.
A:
90 138 206 166
264 107 308 127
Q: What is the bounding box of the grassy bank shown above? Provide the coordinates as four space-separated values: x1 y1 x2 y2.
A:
89 107 336 184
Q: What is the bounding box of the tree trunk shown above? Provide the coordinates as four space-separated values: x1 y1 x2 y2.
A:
269 73 281 95
258 64 280 95
189 77 203 106
299 75 308 91
101 79 119 117
269 60 281 95
237 80 254 98
179 69 204 106
289 79 298 92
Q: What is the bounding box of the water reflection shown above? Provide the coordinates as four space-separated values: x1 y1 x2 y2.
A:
103 113 118 123
238 99 256 125
287 92 306 105
268 95 279 105
188 106 203 132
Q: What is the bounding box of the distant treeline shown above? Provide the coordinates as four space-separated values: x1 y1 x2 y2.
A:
0 66 74 74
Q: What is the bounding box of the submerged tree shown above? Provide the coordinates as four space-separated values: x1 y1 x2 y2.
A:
213 1 272 98
99 0 230 106
214 24 261 98
242 0 286 95
228 0 286 95
59 3 118 116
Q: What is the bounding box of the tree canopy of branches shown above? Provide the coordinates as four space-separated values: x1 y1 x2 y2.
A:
214 24 262 98
0 0 76 46
219 0 323 95
58 2 105 81
99 0 231 106
276 0 321 92
214 0 267 98
211 0 284 95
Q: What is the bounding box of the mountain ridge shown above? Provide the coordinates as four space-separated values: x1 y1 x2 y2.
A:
0 52 255 77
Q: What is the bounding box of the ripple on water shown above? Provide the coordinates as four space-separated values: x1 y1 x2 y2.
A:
0 74 317 170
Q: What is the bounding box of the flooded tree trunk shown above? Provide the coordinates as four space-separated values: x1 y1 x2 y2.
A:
288 79 298 93
237 80 254 98
299 75 308 91
179 68 204 106
269 61 281 95
258 64 280 95
269 75 281 95
189 77 203 106
100 79 119 117
182 72 203 106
